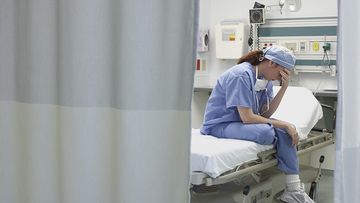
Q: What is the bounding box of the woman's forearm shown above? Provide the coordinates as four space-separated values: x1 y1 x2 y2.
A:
261 86 287 118
238 107 293 132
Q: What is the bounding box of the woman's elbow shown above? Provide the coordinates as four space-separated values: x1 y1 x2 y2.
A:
240 115 253 123
238 107 255 124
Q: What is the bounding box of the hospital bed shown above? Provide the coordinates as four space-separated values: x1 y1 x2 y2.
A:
190 86 335 202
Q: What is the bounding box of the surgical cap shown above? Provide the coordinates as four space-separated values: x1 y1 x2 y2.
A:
263 46 296 70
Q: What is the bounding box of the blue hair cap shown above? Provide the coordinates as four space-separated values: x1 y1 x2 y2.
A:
263 45 296 70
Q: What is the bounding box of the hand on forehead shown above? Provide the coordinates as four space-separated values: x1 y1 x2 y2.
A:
280 67 290 74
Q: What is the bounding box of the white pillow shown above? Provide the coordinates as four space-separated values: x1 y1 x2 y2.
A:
271 86 323 140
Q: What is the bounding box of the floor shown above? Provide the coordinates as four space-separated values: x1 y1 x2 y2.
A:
191 169 334 203
312 170 334 203
272 171 334 203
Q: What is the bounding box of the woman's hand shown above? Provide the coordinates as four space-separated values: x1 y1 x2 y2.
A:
280 69 291 87
286 124 299 146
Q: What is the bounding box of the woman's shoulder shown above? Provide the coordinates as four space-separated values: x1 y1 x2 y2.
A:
226 62 253 78
218 63 252 86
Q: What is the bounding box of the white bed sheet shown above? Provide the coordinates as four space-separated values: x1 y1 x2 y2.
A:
191 128 273 178
191 86 323 178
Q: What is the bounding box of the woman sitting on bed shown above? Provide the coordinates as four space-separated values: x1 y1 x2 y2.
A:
200 45 314 203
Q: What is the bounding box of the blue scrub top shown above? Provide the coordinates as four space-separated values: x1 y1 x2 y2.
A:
200 62 274 135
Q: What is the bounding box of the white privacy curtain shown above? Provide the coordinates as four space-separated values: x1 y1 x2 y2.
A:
0 1 198 203
335 0 360 202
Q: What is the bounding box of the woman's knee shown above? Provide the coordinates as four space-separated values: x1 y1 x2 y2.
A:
274 128 293 143
255 124 276 145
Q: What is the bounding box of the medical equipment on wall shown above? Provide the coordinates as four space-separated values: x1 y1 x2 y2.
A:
286 0 301 12
266 0 285 14
197 29 209 52
215 20 246 59
249 9 265 24
248 2 266 51
320 35 332 70
265 0 301 14
258 17 337 75
248 1 303 51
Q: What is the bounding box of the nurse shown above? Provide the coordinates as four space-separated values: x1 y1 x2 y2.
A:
200 45 314 203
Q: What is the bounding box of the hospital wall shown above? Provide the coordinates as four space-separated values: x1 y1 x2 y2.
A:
192 0 337 170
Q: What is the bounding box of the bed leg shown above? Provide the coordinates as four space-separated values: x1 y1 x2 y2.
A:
309 155 325 201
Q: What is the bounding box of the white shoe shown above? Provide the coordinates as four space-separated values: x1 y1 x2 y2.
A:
280 183 315 203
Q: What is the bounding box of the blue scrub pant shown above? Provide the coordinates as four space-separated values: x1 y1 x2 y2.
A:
210 122 299 174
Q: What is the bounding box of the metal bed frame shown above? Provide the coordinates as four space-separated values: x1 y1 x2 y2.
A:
191 130 334 187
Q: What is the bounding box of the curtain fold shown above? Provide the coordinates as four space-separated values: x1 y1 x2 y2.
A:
335 0 360 202
0 0 197 203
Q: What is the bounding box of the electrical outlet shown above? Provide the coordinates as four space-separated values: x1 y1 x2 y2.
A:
284 42 298 52
299 41 306 52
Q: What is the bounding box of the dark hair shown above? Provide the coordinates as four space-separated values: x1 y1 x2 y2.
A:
237 50 264 65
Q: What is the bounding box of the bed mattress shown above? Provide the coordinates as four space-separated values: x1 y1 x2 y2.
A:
191 86 323 178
